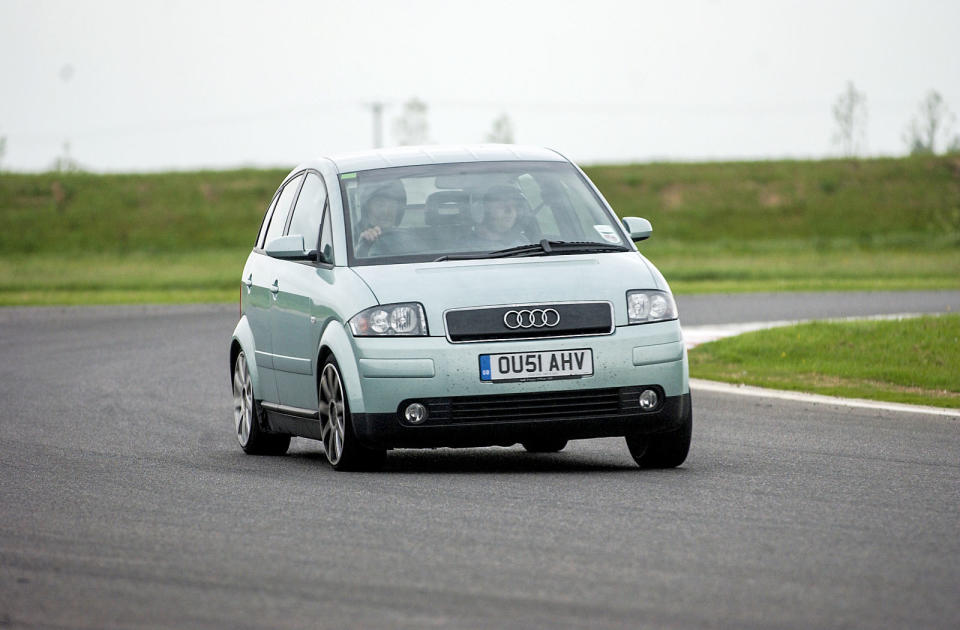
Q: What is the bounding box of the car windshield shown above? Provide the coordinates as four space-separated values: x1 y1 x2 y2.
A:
340 161 628 265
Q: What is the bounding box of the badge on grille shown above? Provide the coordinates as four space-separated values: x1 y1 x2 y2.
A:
503 308 561 329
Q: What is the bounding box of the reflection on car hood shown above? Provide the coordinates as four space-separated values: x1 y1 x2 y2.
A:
350 252 661 330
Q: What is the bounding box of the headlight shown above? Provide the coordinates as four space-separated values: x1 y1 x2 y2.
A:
626 290 677 324
349 303 428 336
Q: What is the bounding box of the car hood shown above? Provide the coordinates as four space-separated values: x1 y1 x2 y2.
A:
350 252 663 331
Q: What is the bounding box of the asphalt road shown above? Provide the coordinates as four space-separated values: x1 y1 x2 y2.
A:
675 290 960 325
1 293 958 629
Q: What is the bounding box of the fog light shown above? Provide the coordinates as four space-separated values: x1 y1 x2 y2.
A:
404 402 428 424
639 389 659 411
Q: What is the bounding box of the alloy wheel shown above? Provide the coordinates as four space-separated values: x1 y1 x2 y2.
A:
319 363 346 465
233 352 254 447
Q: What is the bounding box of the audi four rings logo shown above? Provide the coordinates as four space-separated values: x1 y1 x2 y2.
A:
503 308 561 329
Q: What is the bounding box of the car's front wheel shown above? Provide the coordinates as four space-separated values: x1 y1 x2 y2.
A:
233 351 290 455
318 356 386 471
625 401 692 469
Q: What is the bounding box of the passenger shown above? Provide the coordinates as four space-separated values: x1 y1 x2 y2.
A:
474 185 527 249
357 181 406 246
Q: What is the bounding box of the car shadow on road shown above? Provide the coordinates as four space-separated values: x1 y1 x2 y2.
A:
285 445 688 475
205 435 703 476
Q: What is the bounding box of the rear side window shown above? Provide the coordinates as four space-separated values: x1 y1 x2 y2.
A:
286 173 328 250
260 173 305 248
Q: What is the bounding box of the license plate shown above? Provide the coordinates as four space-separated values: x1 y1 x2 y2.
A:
479 349 593 382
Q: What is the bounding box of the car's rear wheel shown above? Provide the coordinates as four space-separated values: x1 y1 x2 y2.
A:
318 357 386 471
233 351 290 455
521 437 568 453
625 402 691 469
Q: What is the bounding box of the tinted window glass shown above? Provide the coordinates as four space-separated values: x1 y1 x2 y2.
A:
339 161 623 265
262 173 304 248
287 173 328 250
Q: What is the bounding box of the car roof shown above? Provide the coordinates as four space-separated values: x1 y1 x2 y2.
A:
321 144 567 173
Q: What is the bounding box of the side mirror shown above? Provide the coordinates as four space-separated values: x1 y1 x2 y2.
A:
622 217 653 242
265 234 316 260
319 243 334 264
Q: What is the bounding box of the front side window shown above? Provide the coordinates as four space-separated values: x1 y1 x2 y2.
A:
286 173 328 250
339 161 625 265
262 173 304 248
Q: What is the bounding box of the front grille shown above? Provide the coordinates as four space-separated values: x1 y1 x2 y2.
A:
445 302 614 343
399 386 658 426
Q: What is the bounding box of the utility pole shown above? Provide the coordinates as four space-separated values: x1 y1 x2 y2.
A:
367 102 385 149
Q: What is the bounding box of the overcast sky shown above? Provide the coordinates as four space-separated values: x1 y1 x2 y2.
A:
1 0 958 171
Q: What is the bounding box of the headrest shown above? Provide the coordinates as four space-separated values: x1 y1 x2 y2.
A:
425 191 470 226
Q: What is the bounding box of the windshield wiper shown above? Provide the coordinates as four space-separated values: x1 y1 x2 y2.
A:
433 239 630 262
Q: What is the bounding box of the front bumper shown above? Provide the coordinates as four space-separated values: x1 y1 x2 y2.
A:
346 320 689 447
354 390 690 449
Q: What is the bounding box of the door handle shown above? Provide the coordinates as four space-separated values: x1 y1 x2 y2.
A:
270 279 280 294
243 274 253 289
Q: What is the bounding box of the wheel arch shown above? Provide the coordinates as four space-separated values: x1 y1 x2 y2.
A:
230 316 265 400
316 320 366 414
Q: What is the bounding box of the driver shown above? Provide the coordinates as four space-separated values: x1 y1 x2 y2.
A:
357 181 406 246
474 185 526 248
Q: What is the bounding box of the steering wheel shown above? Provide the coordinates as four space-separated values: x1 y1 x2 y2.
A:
364 228 404 256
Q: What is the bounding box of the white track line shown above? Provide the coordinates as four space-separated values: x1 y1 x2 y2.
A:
690 378 960 418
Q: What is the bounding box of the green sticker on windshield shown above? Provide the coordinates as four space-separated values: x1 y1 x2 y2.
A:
340 172 357 180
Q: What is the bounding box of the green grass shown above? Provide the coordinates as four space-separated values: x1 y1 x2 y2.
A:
587 156 960 244
689 315 960 408
2 246 955 306
0 169 286 255
0 250 242 305
1 156 958 305
0 169 282 305
644 244 960 293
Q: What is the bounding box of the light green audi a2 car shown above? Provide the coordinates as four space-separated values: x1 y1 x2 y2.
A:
230 145 691 470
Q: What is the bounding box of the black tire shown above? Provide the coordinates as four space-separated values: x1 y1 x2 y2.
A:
521 437 569 453
233 351 290 456
318 356 386 472
625 397 692 469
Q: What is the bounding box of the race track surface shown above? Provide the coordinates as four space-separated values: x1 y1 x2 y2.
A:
1 293 958 629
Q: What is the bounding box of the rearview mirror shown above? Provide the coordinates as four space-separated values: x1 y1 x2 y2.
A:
622 217 652 241
265 234 316 260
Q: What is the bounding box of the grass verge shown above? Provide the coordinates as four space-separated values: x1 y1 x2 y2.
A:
2 246 957 306
645 243 960 293
689 315 960 408
0 251 242 306
1 156 958 305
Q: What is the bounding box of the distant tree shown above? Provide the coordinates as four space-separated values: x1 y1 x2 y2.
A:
831 81 867 157
486 114 515 144
904 90 957 155
947 135 960 155
392 98 430 146
0 134 6 171
50 141 81 172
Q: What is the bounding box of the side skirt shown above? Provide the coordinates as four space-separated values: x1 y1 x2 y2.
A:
261 402 322 440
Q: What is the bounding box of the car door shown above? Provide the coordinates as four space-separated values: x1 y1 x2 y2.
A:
248 172 304 403
270 171 330 410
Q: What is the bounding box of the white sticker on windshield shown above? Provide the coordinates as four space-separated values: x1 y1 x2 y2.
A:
593 225 622 244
